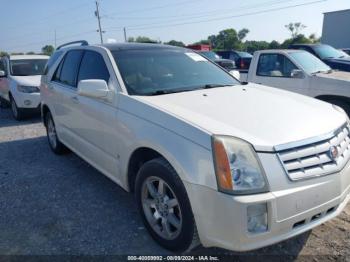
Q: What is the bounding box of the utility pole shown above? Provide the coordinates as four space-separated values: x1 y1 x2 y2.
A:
123 27 127 42
95 0 104 44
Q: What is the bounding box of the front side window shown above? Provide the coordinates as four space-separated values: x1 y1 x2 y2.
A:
78 51 110 83
10 59 48 76
112 49 239 96
257 54 298 77
59 50 84 87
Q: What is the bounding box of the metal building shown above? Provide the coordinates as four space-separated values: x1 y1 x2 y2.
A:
322 9 350 48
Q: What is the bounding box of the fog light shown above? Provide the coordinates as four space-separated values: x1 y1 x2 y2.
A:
24 100 31 106
247 203 268 233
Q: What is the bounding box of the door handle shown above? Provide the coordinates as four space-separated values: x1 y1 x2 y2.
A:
71 96 79 103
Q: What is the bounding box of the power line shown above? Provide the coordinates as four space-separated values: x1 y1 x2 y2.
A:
107 0 327 33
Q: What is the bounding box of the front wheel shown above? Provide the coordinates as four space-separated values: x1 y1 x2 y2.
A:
135 158 199 252
10 96 24 120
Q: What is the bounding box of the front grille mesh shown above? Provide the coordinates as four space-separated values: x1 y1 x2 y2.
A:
277 123 350 181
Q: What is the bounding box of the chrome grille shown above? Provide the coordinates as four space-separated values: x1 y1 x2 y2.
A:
277 123 350 181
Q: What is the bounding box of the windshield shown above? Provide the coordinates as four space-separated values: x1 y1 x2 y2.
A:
199 51 221 60
289 51 331 74
112 49 239 96
10 59 48 76
313 45 349 59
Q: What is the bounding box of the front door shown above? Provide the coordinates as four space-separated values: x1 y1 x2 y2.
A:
252 53 307 95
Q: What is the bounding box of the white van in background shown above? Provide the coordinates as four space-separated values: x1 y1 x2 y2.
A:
0 55 49 120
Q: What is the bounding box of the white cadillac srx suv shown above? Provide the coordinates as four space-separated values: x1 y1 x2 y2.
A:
41 41 350 252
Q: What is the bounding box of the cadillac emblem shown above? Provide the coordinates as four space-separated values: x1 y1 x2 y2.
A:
329 146 339 161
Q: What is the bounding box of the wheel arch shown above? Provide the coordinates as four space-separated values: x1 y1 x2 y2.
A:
127 147 169 193
315 95 350 105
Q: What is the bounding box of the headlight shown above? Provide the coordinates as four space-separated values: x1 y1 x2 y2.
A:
17 85 40 93
212 136 268 194
332 104 349 123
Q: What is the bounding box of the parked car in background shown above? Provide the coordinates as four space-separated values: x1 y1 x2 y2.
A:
241 49 350 115
216 50 253 73
0 54 49 120
341 48 350 55
41 41 350 253
289 44 350 72
194 51 237 72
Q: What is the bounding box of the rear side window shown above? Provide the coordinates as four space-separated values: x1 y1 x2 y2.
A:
257 54 297 78
58 50 84 87
77 51 110 83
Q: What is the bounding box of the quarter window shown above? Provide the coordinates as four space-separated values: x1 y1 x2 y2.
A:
257 54 298 77
77 51 110 83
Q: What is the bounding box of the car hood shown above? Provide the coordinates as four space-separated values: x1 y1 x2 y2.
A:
10 75 42 87
315 70 350 81
324 56 350 66
136 84 347 151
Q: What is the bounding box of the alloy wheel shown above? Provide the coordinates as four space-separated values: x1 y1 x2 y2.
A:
141 176 183 240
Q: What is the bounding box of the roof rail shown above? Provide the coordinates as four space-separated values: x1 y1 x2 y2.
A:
57 40 89 50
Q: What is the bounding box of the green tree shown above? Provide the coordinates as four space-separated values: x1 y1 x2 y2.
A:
164 40 185 47
11 52 24 55
41 45 55 56
281 34 312 48
268 40 281 49
238 28 249 42
128 36 159 43
244 41 270 53
285 22 307 39
0 51 9 57
135 36 159 43
26 51 35 55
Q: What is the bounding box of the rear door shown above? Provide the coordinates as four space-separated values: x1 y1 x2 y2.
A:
49 49 84 145
251 53 307 95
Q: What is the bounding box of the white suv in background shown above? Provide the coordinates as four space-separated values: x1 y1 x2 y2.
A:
0 54 49 120
41 41 350 252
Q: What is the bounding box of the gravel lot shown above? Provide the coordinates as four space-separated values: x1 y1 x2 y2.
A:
0 107 349 259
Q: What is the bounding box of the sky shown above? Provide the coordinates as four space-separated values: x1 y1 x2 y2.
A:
0 0 349 53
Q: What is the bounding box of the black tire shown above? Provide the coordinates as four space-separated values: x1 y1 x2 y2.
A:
0 97 9 108
45 111 69 155
10 96 25 120
135 157 199 252
328 99 350 117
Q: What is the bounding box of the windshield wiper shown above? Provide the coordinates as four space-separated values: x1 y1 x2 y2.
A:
196 84 233 90
311 69 333 75
146 88 195 96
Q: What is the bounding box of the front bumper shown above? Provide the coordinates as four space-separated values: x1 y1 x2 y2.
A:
184 156 350 252
14 92 41 109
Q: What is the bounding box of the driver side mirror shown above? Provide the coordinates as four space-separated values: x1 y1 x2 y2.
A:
291 69 304 79
77 79 110 100
0 70 6 78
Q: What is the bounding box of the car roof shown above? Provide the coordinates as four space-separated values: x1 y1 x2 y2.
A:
9 55 50 60
289 44 325 48
100 42 183 51
255 49 307 54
